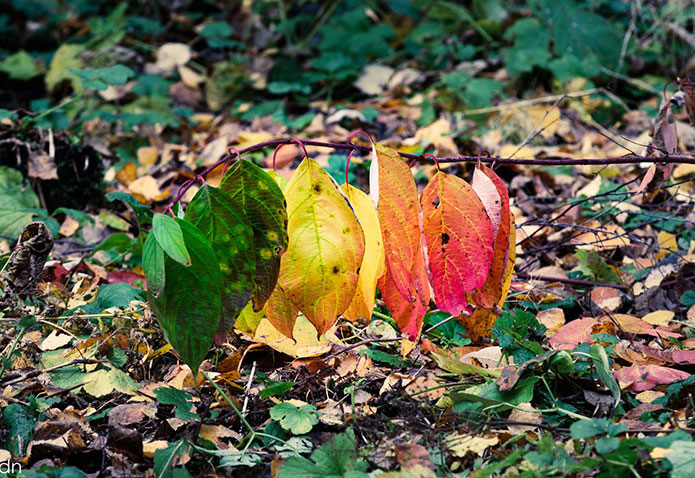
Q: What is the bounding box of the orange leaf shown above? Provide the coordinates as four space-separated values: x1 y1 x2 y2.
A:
371 144 430 339
372 144 425 303
421 171 493 316
471 164 513 309
263 284 299 339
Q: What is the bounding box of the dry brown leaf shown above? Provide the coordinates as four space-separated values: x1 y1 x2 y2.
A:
507 402 542 434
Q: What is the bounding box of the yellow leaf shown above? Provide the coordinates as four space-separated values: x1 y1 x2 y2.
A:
642 310 674 326
446 433 499 457
253 315 335 358
657 231 678 260
340 184 385 323
234 301 265 337
523 104 561 139
279 158 365 336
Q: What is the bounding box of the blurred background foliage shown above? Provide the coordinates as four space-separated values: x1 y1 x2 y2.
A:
1 0 693 135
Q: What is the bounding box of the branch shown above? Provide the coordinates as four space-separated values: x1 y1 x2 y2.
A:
170 137 695 206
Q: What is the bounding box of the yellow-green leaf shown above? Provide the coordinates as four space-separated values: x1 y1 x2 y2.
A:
279 158 365 336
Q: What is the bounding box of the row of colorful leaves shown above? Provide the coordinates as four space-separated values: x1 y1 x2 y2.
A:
143 143 514 373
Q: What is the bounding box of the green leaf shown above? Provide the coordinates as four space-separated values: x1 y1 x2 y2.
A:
270 402 319 435
664 441 695 478
0 50 42 80
595 436 619 454
590 344 621 408
0 166 44 238
2 403 36 457
200 21 233 38
532 0 623 68
278 429 368 478
570 418 610 439
143 232 166 297
152 213 191 266
69 65 135 91
154 440 190 478
73 283 144 315
259 381 295 398
576 250 622 284
147 218 223 374
184 185 255 342
681 291 695 307
219 159 288 311
154 387 201 421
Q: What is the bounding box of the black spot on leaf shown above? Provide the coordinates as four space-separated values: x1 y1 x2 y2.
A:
441 233 450 244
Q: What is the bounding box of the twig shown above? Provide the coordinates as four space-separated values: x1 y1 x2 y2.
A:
168 137 695 207
322 337 401 362
515 272 629 291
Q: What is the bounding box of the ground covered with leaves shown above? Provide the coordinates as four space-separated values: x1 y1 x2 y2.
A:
2 1 695 477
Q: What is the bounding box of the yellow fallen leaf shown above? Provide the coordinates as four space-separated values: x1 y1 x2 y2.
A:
537 308 565 338
642 310 675 326
523 105 561 139
446 433 499 457
253 315 338 358
137 146 158 167
59 215 80 237
128 175 162 203
143 440 169 458
498 144 536 159
657 231 678 260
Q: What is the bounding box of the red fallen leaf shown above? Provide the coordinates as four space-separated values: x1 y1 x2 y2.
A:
421 171 493 316
614 364 690 391
107 270 146 287
671 349 695 365
471 164 512 309
42 262 70 285
548 317 596 350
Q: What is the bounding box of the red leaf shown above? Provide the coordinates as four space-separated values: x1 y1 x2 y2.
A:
471 164 513 309
421 172 493 316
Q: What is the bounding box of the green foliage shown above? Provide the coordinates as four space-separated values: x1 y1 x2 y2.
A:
152 213 191 266
69 64 135 90
145 218 224 374
218 159 289 311
270 402 319 435
492 309 546 363
278 428 369 478
576 250 623 284
184 185 256 339
154 440 191 478
154 387 201 421
0 166 44 238
259 381 294 398
2 403 36 457
71 283 144 315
